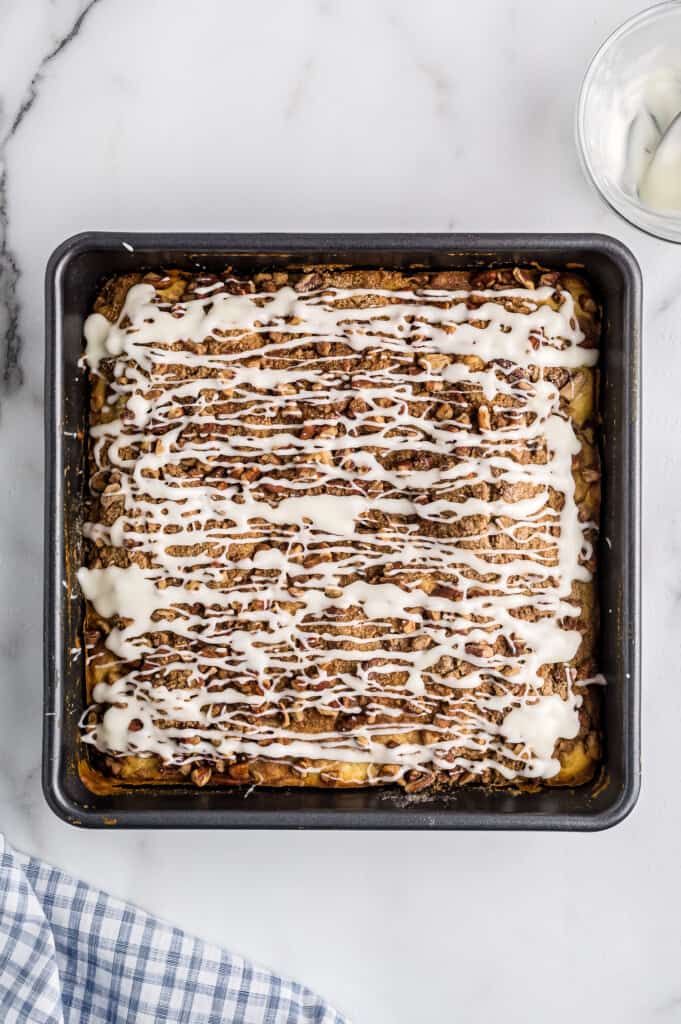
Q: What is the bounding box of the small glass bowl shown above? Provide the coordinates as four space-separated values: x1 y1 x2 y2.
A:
577 1 681 242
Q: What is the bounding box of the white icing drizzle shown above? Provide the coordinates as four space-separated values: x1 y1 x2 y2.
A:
78 275 599 783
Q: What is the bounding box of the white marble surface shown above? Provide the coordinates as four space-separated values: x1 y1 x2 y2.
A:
0 0 672 1019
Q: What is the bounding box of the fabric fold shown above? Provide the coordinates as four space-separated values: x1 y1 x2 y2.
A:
0 836 346 1024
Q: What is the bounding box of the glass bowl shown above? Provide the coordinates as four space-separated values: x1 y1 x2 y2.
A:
577 1 681 242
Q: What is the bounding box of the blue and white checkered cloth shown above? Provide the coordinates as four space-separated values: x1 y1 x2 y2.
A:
0 835 347 1024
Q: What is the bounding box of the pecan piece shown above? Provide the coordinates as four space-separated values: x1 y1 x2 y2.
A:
402 769 435 793
465 642 494 659
512 267 535 290
191 765 212 787
295 272 323 292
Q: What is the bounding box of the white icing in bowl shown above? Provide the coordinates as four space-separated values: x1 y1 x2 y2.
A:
577 2 681 241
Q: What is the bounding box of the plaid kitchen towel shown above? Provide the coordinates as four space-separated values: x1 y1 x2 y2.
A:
0 835 347 1024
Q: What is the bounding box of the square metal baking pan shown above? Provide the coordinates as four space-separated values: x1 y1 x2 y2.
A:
44 232 641 830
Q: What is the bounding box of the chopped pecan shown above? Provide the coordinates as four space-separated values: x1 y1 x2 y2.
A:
295 272 323 292
191 765 212 787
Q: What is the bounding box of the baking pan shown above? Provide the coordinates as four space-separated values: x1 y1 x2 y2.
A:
44 233 641 830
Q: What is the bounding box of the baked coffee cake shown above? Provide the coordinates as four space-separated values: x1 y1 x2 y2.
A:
78 265 602 793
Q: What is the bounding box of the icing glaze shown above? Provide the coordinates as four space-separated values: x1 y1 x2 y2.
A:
78 275 599 782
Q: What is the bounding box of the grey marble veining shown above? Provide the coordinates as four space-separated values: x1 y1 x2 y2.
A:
0 1 672 1021
0 0 103 390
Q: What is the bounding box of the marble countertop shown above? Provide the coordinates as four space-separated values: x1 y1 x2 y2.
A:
0 0 670 1020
